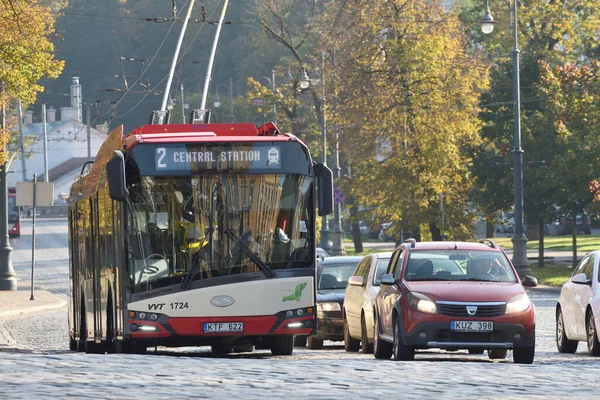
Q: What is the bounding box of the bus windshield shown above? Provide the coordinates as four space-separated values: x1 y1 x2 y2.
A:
126 173 314 292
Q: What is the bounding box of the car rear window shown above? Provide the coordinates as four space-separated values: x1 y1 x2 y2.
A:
404 250 517 283
318 262 359 289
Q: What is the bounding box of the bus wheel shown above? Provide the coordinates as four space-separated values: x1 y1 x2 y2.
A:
271 335 293 356
106 298 116 354
77 304 86 352
69 333 78 351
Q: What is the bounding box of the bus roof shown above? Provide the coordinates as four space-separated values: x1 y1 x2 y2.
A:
123 122 307 152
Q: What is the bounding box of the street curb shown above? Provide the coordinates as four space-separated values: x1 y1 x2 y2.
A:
528 284 561 293
0 296 67 318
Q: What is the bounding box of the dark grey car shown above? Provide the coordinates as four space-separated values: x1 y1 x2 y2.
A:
294 256 362 349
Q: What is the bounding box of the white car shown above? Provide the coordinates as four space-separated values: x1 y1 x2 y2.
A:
556 251 600 355
342 252 393 353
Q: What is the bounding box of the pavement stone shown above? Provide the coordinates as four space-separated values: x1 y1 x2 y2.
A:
0 283 66 350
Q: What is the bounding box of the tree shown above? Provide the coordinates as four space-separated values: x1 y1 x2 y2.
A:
320 0 489 240
0 0 65 163
461 0 600 240
538 61 600 213
245 0 326 153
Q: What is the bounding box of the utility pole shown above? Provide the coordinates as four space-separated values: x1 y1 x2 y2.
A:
319 51 330 253
17 100 26 182
330 49 344 256
42 104 49 182
0 84 16 290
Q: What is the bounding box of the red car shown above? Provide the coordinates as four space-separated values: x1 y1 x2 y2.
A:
373 239 537 364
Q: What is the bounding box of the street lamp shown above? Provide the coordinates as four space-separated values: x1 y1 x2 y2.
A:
258 70 277 125
213 78 234 123
0 95 16 290
481 0 530 276
302 53 339 254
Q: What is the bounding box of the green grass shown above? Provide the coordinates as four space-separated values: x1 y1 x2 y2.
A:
489 235 600 252
343 246 386 256
529 264 573 286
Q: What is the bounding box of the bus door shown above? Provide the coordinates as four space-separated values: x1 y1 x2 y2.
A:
112 200 124 340
69 207 80 340
91 196 103 340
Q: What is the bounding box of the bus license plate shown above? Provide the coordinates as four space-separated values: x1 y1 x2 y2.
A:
451 321 493 332
203 322 244 333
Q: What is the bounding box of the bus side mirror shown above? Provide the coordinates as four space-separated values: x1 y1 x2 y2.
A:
106 151 127 202
316 162 333 216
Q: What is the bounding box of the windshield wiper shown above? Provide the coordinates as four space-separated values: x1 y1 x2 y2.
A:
225 229 276 278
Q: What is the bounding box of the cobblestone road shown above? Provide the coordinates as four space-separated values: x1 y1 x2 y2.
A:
2 220 600 399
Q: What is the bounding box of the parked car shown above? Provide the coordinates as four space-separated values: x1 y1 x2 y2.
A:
376 221 412 242
343 252 393 353
298 256 363 349
495 218 514 233
547 215 591 236
373 239 537 364
556 251 600 355
316 247 330 261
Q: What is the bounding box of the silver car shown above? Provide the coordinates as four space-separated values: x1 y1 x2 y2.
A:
556 251 600 355
342 252 392 353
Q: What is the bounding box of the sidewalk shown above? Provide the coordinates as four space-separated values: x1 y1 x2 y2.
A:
0 288 67 318
0 286 67 350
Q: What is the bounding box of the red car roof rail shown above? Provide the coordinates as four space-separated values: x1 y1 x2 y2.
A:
479 239 498 249
404 238 416 248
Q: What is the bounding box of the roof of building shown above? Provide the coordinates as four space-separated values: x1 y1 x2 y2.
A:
22 120 75 136
48 157 93 183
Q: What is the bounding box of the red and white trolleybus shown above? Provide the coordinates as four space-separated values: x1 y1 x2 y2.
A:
67 121 333 355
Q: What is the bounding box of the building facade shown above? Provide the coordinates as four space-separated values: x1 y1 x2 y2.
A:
8 77 108 204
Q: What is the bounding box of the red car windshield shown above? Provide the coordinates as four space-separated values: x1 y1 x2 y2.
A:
404 250 517 283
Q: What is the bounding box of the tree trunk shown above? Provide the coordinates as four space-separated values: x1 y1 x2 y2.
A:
538 219 545 267
485 220 496 238
351 223 363 253
348 196 363 253
429 222 442 241
572 208 577 268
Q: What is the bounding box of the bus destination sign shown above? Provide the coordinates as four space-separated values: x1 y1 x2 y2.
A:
154 144 281 172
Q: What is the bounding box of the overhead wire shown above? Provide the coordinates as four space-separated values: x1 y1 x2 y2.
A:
113 1 223 121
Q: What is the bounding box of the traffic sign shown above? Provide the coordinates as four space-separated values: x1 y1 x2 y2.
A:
334 187 344 204
251 98 265 107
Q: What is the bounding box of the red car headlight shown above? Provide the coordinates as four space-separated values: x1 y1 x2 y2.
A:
505 293 531 314
407 292 437 314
